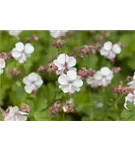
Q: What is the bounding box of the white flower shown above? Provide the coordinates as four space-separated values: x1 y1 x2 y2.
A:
23 72 43 94
9 30 22 37
58 70 83 94
124 90 135 110
53 53 77 75
87 67 114 87
100 41 121 60
4 106 28 121
0 58 6 75
127 72 135 88
11 42 34 63
50 30 68 38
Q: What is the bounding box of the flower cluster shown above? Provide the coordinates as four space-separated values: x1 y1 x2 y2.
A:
4 106 28 121
86 67 114 87
127 72 135 88
100 41 121 60
11 42 34 63
53 53 83 94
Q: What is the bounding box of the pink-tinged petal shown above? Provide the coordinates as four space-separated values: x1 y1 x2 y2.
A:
103 41 112 51
67 56 76 68
23 77 31 85
112 44 121 54
11 48 22 58
67 70 77 81
53 59 63 70
108 51 116 59
100 67 111 76
57 53 69 64
72 77 83 87
0 58 6 68
24 43 34 54
94 71 102 80
15 42 24 52
58 74 68 85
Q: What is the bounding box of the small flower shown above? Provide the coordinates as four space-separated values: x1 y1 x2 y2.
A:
4 106 28 121
11 42 34 64
87 67 114 87
9 30 22 37
127 72 135 88
52 39 66 49
0 58 6 75
124 90 135 110
100 41 121 60
50 30 68 38
58 70 83 94
53 53 77 75
23 72 43 94
49 102 62 115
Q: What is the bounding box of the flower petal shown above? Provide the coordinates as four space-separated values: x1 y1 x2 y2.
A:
57 53 69 64
11 48 22 58
67 56 76 68
58 74 68 85
112 44 121 54
15 42 24 52
100 67 111 76
94 71 102 80
0 58 6 68
67 70 77 81
35 78 43 87
53 59 63 70
100 48 109 56
103 41 112 51
24 43 34 54
72 77 83 87
24 85 33 94
23 77 31 85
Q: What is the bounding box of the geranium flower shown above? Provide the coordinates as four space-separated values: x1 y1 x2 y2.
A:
9 30 22 37
50 30 68 38
0 58 6 75
127 72 135 88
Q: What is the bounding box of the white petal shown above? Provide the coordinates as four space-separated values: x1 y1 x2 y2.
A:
100 67 111 76
107 51 116 59
24 43 34 54
106 72 114 80
94 71 102 80
23 77 31 85
72 77 83 87
17 54 27 63
103 41 112 51
53 59 63 70
11 48 22 58
100 49 109 56
28 73 38 82
0 58 6 68
35 78 43 87
58 74 68 85
24 85 34 94
57 53 69 64
112 44 121 54
15 42 24 52
67 70 77 81
67 56 76 68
